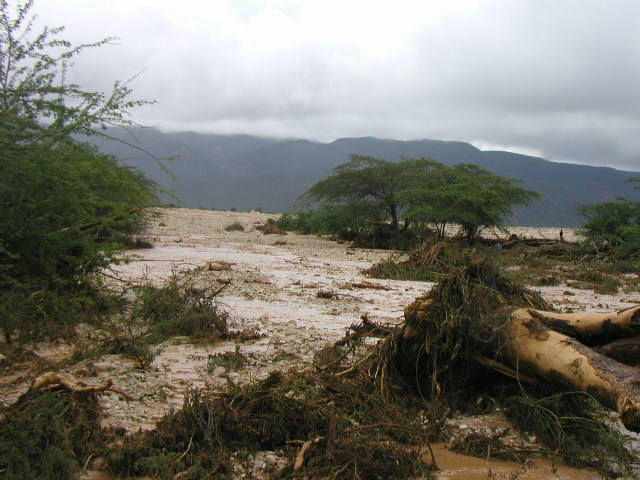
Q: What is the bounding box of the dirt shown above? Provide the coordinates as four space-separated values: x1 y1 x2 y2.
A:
1 208 636 479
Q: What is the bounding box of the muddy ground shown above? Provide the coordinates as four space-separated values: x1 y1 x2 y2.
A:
2 208 638 479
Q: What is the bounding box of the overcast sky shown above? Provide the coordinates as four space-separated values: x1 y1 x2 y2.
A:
28 0 640 170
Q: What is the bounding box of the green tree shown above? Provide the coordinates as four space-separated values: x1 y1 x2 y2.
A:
300 155 414 231
301 155 540 244
579 199 640 256
0 0 157 341
442 164 540 241
397 159 457 239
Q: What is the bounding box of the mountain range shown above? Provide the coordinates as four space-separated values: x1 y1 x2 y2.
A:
89 128 640 227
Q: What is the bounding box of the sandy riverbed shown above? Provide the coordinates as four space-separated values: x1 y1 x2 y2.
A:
3 208 635 479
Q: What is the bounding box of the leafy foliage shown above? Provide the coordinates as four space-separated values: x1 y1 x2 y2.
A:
579 199 640 257
0 1 157 341
296 155 539 246
0 0 151 145
301 155 410 229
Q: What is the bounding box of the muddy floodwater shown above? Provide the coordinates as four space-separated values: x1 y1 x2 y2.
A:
430 443 600 479
5 208 637 479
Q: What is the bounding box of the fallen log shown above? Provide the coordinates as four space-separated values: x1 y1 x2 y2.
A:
351 281 390 290
504 309 640 432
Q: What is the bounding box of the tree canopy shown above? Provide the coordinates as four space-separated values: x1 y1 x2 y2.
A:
298 154 540 244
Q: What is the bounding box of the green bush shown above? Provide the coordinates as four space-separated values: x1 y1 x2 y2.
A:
579 200 640 257
276 205 374 240
131 270 231 344
0 2 157 342
1 138 156 342
224 222 245 232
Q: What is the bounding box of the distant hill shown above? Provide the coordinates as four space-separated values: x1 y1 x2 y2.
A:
89 128 640 227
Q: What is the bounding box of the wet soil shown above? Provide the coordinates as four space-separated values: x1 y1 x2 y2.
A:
1 208 636 479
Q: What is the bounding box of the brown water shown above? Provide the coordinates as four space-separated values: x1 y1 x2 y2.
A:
431 443 600 479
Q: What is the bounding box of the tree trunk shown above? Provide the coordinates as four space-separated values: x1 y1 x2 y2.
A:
389 204 399 230
503 308 640 432
526 306 640 345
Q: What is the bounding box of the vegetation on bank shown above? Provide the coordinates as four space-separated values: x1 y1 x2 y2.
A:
365 235 640 296
579 179 640 258
0 0 158 342
2 2 640 479
276 155 540 249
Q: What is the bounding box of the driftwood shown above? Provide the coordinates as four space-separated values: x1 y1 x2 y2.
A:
57 208 141 233
502 308 640 432
30 372 135 401
396 256 640 432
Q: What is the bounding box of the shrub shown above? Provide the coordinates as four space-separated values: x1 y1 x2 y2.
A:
224 222 245 232
0 1 157 341
0 390 105 479
579 200 640 258
131 269 231 344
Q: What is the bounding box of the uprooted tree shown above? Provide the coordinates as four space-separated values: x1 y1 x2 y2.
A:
394 255 640 432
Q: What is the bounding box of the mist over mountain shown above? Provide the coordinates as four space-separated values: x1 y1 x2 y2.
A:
90 128 640 227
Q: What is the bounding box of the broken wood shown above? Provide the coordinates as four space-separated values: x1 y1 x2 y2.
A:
326 415 338 454
57 208 141 233
470 354 538 386
294 436 323 471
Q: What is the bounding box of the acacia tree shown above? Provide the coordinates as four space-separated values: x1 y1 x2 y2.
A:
442 164 540 241
0 0 150 146
397 159 458 239
301 155 540 244
300 155 413 231
0 0 157 340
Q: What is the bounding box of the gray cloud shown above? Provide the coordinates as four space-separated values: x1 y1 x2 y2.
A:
27 0 640 170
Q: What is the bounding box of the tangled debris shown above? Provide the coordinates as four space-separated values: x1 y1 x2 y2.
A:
106 369 436 480
391 254 552 401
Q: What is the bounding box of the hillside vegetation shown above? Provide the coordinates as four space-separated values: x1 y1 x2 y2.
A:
93 128 640 226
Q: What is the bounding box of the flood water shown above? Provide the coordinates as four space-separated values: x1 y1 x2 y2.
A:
431 443 600 479
81 444 600 480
